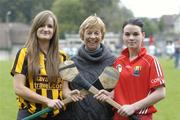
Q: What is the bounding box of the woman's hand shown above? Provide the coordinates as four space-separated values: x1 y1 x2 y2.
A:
65 89 84 102
94 89 114 102
63 81 84 102
117 104 136 117
46 99 64 110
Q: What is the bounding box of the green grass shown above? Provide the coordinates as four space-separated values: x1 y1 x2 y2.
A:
0 58 179 120
0 60 17 120
154 57 180 120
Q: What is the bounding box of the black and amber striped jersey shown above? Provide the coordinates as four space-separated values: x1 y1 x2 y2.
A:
11 47 68 117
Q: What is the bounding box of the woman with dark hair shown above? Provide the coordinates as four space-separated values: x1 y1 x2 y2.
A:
95 18 166 120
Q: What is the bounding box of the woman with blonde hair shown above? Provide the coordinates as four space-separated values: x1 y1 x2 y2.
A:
61 15 116 120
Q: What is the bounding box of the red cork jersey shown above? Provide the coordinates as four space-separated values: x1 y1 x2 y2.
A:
113 47 165 120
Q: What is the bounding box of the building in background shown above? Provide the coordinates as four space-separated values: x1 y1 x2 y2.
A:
0 23 29 60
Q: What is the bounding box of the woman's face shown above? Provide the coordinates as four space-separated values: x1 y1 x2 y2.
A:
83 27 102 51
123 24 145 49
37 17 54 41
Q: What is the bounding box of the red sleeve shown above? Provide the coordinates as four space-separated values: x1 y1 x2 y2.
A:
149 57 165 89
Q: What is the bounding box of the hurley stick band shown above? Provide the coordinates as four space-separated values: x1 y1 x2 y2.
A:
59 63 76 71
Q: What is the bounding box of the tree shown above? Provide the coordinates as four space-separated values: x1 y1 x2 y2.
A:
80 0 133 32
52 0 133 36
141 17 159 37
80 0 112 16
158 18 166 32
52 0 86 38
99 3 133 32
0 0 53 23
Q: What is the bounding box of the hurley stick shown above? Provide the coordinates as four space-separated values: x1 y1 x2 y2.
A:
88 86 139 120
22 89 89 120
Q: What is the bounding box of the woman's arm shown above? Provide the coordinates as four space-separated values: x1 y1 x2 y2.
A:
13 74 64 109
133 86 165 110
117 86 166 116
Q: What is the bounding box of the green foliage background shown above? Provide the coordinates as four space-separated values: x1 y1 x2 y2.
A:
0 58 180 120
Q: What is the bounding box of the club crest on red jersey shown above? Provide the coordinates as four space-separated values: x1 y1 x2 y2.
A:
133 66 141 76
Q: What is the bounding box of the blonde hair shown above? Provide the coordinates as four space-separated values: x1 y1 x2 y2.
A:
25 10 60 83
79 15 106 40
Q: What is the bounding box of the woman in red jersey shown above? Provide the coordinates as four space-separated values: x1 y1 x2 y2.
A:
95 18 166 120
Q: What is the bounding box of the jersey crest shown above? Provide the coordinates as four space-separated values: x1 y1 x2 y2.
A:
133 66 141 76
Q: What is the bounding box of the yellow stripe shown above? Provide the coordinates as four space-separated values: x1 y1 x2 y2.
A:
60 90 63 99
18 97 27 109
28 74 37 113
59 50 66 56
15 48 27 109
15 48 26 73
59 50 68 61
52 89 59 115
53 109 59 116
39 52 47 75
41 89 48 117
52 89 59 99
41 89 47 98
